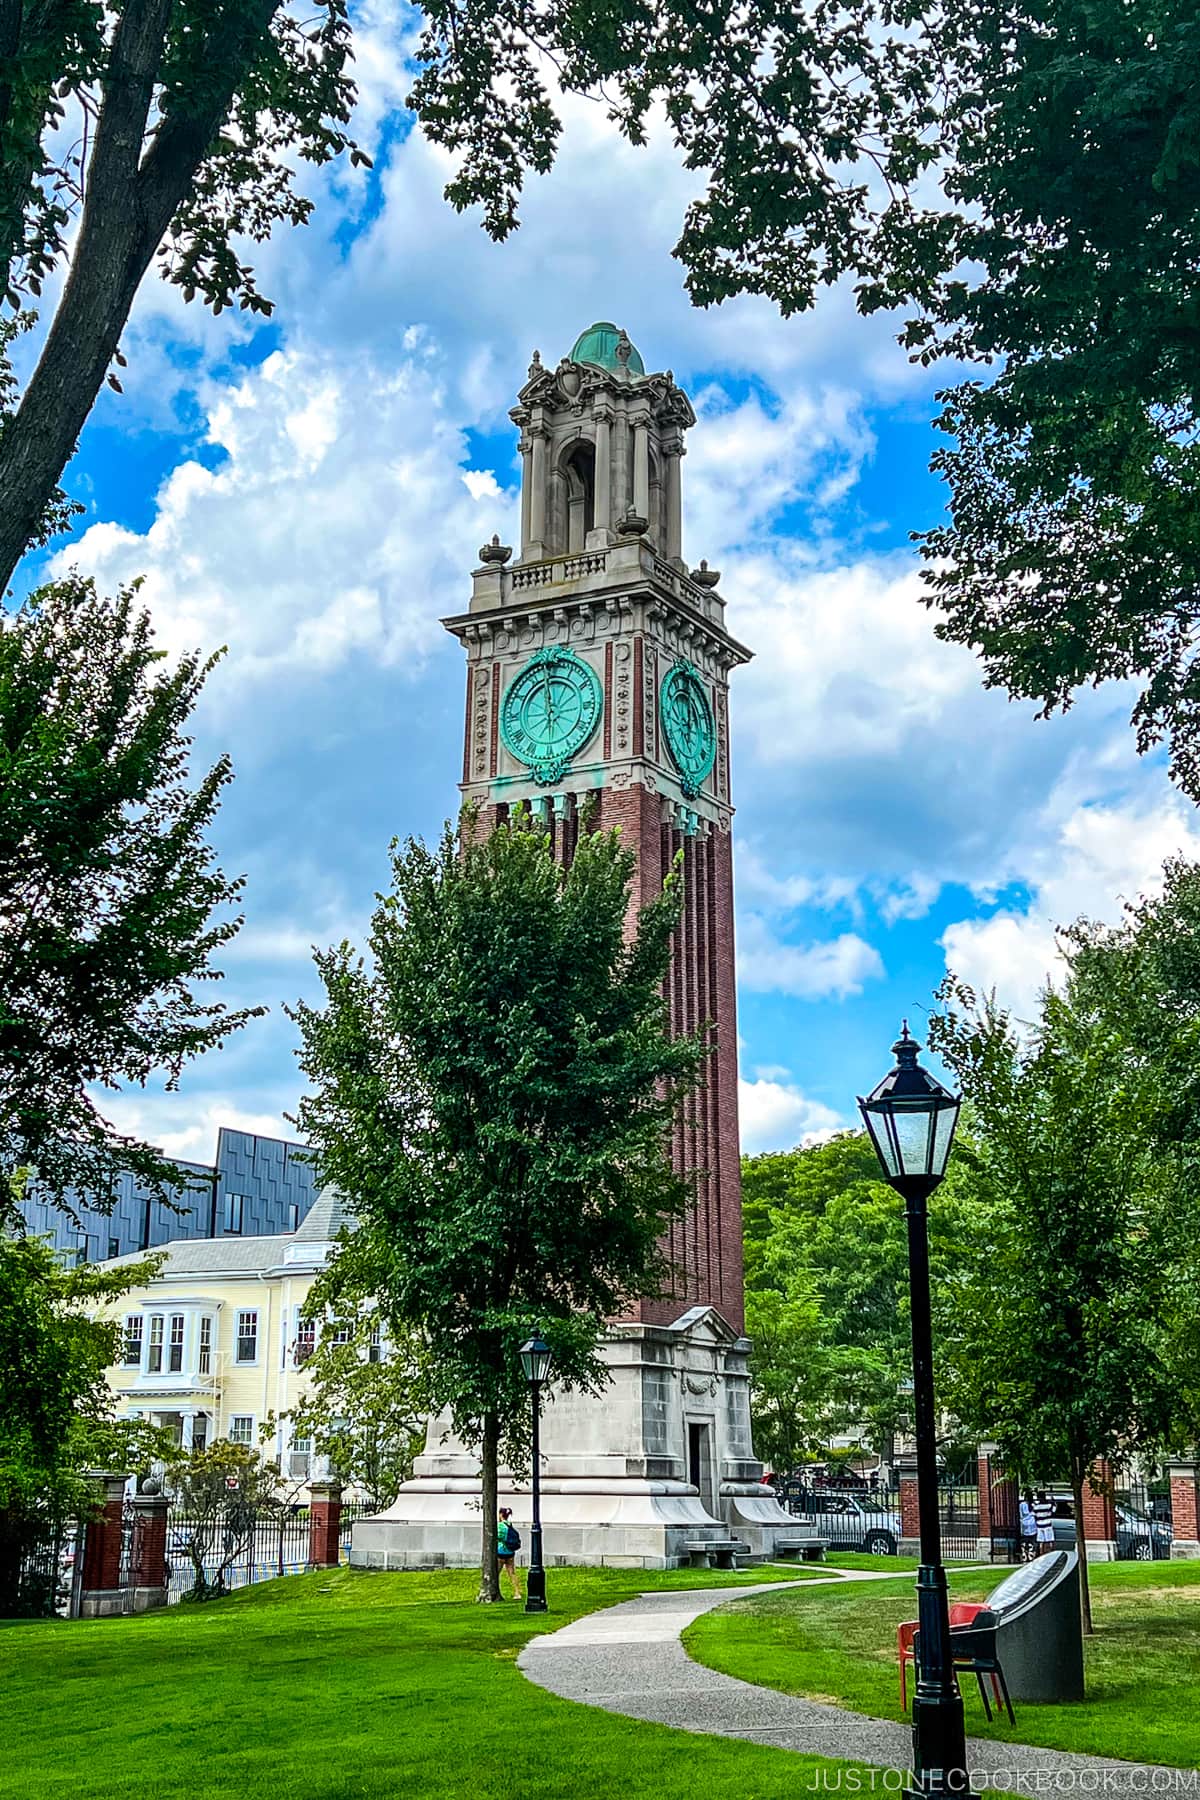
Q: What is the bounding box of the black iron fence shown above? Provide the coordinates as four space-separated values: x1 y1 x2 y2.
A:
1113 1476 1174 1560
937 1474 981 1559
0 1515 74 1618
165 1503 312 1602
776 1478 905 1557
777 1469 1012 1561
340 1498 376 1557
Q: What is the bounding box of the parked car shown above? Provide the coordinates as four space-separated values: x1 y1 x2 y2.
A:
1049 1496 1172 1560
784 1490 900 1556
1116 1504 1172 1561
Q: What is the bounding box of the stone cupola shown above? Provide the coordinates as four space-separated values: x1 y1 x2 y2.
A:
511 322 696 568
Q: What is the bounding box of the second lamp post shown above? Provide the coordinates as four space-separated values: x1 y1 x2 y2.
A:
859 1023 974 1800
519 1332 551 1614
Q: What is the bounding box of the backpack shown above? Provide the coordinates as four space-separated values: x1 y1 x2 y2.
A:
503 1522 521 1553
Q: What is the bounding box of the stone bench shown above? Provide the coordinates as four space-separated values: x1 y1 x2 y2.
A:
683 1539 748 1571
773 1537 828 1562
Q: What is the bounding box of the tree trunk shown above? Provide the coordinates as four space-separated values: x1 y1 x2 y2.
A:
477 1410 501 1603
0 0 282 594
1070 1455 1094 1637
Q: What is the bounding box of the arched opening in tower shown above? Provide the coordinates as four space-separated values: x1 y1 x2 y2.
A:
563 441 596 553
648 446 663 553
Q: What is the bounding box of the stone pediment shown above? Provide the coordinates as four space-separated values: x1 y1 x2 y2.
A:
663 1305 741 1346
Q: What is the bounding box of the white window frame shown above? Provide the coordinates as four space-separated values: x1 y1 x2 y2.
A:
123 1315 143 1367
147 1314 164 1373
168 1313 186 1374
235 1309 258 1365
368 1322 383 1365
229 1415 254 1446
198 1315 212 1376
288 1433 311 1479
293 1315 316 1368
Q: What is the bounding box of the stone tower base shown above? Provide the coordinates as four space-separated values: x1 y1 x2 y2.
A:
350 1308 803 1570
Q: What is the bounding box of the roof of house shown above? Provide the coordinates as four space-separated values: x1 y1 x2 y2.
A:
290 1185 351 1243
100 1184 350 1281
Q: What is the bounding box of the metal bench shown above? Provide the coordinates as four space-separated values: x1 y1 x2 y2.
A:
773 1537 827 1562
683 1539 748 1570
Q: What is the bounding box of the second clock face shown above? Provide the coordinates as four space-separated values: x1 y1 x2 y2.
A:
500 648 602 782
661 660 716 796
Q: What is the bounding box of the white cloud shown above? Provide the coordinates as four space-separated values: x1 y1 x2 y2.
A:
50 344 515 695
739 1073 844 1154
733 554 983 770
97 1094 299 1164
734 842 860 915
941 786 1200 1018
738 913 884 999
877 874 942 923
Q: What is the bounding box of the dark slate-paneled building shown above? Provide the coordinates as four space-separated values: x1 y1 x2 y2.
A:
20 1127 318 1262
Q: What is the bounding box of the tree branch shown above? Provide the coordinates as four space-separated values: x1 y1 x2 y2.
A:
0 0 283 593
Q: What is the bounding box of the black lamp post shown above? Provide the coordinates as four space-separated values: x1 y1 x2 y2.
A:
519 1331 552 1614
859 1024 973 1800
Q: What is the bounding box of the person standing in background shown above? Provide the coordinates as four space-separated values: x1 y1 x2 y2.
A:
1019 1489 1038 1561
497 1507 522 1600
1033 1489 1055 1554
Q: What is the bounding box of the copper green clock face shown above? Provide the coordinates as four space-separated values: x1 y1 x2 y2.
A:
500 647 602 784
661 660 716 797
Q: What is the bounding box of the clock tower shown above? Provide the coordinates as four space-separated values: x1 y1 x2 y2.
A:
352 326 800 1569
446 322 750 1334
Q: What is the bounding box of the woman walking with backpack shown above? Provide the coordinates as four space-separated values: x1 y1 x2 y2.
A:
497 1507 522 1600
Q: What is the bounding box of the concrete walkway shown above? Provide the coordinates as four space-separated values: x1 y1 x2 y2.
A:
518 1572 1193 1797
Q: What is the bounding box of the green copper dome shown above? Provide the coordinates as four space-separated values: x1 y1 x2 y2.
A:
568 321 645 377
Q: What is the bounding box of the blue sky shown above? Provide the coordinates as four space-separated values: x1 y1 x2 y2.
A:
20 9 1200 1159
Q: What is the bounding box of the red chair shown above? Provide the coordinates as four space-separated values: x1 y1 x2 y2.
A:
897 1620 918 1710
897 1604 992 1714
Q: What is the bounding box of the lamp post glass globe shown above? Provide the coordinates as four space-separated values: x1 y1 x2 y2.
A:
857 1022 960 1195
520 1333 551 1614
520 1334 552 1386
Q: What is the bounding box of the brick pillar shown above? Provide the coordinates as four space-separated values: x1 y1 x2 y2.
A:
1081 1461 1118 1561
127 1483 170 1611
79 1472 129 1618
977 1446 1018 1560
308 1480 344 1568
1168 1458 1200 1559
898 1459 920 1554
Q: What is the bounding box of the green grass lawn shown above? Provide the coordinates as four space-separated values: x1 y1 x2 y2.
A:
1 1563 875 1800
822 1552 924 1573
684 1560 1200 1767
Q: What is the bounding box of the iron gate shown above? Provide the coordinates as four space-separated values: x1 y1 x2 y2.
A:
982 1454 1019 1563
936 1472 980 1560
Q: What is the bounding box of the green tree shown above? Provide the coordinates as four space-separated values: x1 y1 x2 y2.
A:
916 6 1200 799
0 574 260 1224
743 1131 984 1469
0 1 364 590
278 1297 426 1511
290 814 703 1601
0 1230 170 1613
928 980 1200 1633
164 1441 285 1601
742 1132 883 1256
743 1273 841 1475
